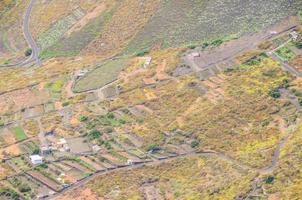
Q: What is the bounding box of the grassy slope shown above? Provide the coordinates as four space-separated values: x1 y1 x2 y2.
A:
40 1 116 59
0 0 27 60
124 0 302 54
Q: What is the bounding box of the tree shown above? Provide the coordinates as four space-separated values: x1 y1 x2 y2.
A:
19 184 31 193
25 48 32 57
269 89 281 99
79 115 88 122
191 140 200 148
265 176 274 184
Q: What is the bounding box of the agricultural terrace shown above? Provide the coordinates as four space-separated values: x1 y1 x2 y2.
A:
110 54 299 168
73 58 128 93
39 0 116 59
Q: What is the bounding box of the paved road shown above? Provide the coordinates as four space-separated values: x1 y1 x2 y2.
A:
0 0 40 67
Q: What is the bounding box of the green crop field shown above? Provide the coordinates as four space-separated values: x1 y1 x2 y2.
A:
37 8 85 52
11 127 27 141
73 58 127 93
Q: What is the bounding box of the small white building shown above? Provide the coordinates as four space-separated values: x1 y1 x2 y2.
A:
191 52 200 57
30 155 43 165
290 31 299 41
143 57 152 68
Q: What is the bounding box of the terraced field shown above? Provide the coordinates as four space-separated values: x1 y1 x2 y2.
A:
73 58 128 93
0 1 302 200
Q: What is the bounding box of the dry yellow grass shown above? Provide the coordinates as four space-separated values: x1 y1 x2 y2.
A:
83 0 161 57
30 0 104 38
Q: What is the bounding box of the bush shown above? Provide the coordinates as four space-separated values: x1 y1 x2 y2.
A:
211 39 223 46
202 42 209 49
187 44 197 49
87 130 102 140
295 42 302 49
265 176 275 184
136 50 149 57
191 140 200 148
269 89 281 99
19 184 31 193
147 144 161 152
24 48 32 57
80 115 88 122
107 113 115 119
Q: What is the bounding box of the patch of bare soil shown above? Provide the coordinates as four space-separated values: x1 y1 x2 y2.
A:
0 87 49 114
289 55 302 71
202 75 226 104
55 188 102 200
141 183 164 200
184 16 300 71
1 128 16 145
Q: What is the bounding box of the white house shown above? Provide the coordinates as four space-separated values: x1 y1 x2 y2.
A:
30 155 43 165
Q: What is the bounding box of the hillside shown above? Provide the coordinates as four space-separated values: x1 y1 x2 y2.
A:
0 0 302 200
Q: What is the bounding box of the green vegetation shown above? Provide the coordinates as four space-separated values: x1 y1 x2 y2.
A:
37 8 85 50
86 112 126 130
24 48 32 57
0 188 19 199
295 41 302 49
265 175 275 184
41 9 114 59
244 53 268 66
125 0 302 54
87 130 102 141
11 127 27 141
191 140 200 148
46 80 64 93
275 47 295 61
147 144 161 152
73 59 127 93
79 115 88 122
299 10 302 22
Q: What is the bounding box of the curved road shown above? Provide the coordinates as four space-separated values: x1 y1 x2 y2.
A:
0 0 40 67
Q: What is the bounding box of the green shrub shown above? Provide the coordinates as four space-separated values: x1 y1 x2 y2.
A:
87 130 102 140
275 47 295 61
202 42 209 49
211 39 223 46
269 89 281 99
136 50 149 57
295 42 302 49
191 140 200 148
24 48 32 57
18 184 31 193
187 44 197 49
80 115 88 122
265 176 275 184
147 144 161 152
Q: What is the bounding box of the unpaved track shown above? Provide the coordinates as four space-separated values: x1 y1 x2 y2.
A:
0 0 40 67
48 137 289 199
